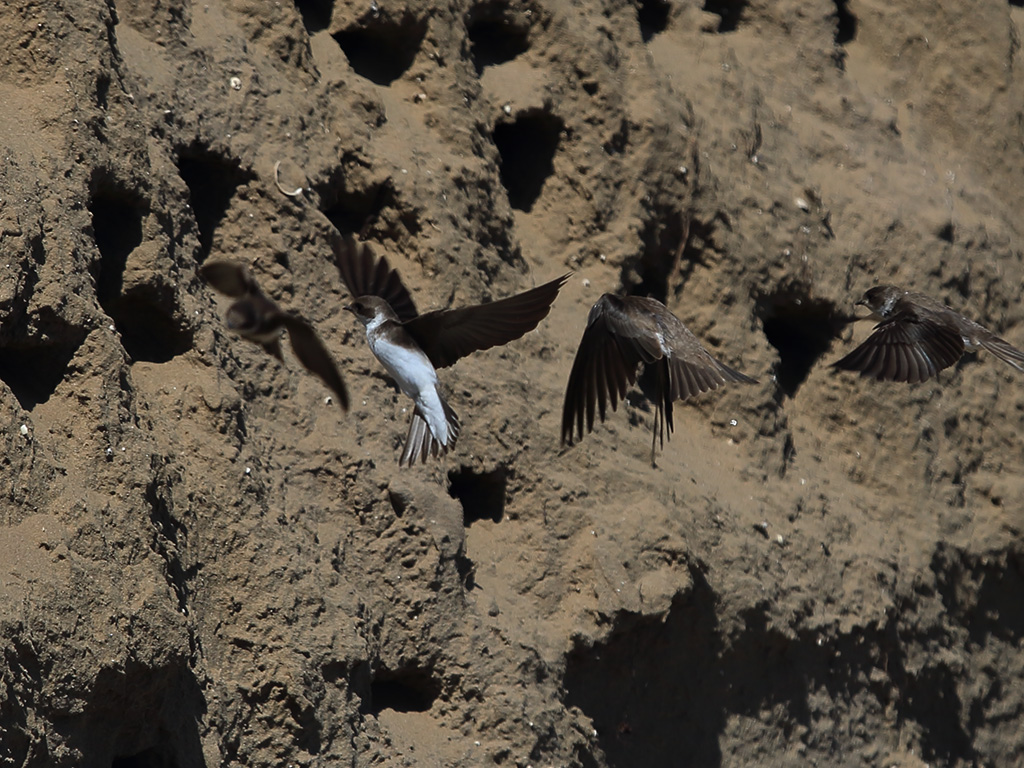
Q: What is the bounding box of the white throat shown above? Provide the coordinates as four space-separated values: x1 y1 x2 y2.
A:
363 312 386 333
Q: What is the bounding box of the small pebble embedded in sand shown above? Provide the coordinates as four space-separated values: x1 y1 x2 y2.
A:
19 424 29 437
229 76 242 90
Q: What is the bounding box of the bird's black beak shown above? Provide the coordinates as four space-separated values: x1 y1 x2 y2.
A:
343 304 355 314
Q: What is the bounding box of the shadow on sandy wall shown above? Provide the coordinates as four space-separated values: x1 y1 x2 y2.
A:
562 555 1010 767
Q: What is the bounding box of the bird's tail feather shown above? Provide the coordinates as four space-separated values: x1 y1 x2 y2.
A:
399 397 460 467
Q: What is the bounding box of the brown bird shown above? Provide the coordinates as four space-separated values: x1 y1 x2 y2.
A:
832 285 1024 383
562 294 757 466
332 233 570 466
200 261 349 408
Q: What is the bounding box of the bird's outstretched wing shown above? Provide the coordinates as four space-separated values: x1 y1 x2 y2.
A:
978 333 1024 372
832 313 964 383
405 274 571 369
562 295 757 454
200 261 259 298
330 233 418 322
562 295 660 446
279 315 350 409
664 343 759 402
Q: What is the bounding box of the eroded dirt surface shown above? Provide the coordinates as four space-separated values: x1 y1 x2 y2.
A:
1 0 1023 765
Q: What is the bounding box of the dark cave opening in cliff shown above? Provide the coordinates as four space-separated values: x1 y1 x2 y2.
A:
638 0 671 42
332 13 427 86
320 179 390 238
91 189 144 306
756 289 845 398
833 0 857 45
90 183 193 364
564 573 726 767
366 668 441 715
111 747 172 768
0 339 82 411
293 0 332 33
631 210 697 304
494 109 563 212
448 465 507 525
318 178 421 242
177 148 252 262
467 1 532 73
702 0 746 32
106 292 193 364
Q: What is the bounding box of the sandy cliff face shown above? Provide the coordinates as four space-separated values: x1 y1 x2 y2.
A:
1 0 1022 765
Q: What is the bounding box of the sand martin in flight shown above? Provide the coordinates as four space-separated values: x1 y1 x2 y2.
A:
832 285 1024 383
332 234 570 466
200 261 349 408
562 293 757 466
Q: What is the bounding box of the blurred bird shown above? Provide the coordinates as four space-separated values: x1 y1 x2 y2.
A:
562 293 757 466
832 285 1024 383
333 233 569 466
200 261 349 408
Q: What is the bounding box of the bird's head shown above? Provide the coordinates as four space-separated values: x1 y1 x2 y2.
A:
856 285 904 319
344 295 396 329
224 300 260 333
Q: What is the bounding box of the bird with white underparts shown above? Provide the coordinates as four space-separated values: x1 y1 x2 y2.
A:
332 233 570 466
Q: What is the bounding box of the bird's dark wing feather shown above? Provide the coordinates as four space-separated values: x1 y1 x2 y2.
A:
330 233 418 322
200 261 259 298
405 274 570 369
561 295 660 446
979 333 1024 372
667 354 758 402
280 315 350 409
260 338 284 362
562 295 757 450
832 313 964 383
